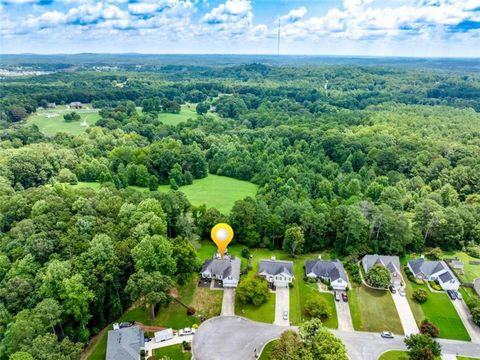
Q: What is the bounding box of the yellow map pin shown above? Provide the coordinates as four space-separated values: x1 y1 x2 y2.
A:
211 223 234 259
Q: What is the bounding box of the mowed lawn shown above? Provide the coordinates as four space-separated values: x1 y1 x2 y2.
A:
153 344 192 360
443 251 480 283
259 340 279 360
378 350 409 360
349 283 403 334
87 275 222 360
27 105 100 136
158 104 197 126
158 174 258 214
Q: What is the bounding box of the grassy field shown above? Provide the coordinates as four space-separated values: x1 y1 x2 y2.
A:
159 174 258 214
404 277 470 341
378 350 409 360
27 105 100 136
258 340 279 360
158 104 197 126
458 357 480 360
349 283 403 334
444 251 480 283
74 174 258 215
153 344 191 360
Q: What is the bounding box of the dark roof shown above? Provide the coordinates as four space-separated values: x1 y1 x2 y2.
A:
408 259 445 277
439 271 453 282
305 259 347 282
259 259 293 276
362 255 400 274
106 326 143 360
201 258 240 279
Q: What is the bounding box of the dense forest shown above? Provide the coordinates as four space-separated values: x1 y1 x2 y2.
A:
1 57 480 359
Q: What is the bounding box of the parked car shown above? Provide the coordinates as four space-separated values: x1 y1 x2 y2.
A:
447 290 457 300
456 291 463 300
342 292 348 302
283 311 289 320
119 321 134 328
334 291 340 302
381 331 394 339
398 288 405 297
179 328 196 336
389 285 396 294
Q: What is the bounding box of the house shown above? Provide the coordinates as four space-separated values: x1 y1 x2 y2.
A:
474 278 480 297
451 260 464 271
106 325 144 360
46 102 56 108
407 258 460 291
69 101 82 109
305 258 348 290
200 256 241 288
362 254 402 286
258 258 294 288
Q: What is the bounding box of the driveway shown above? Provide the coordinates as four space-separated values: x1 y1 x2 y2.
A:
451 298 480 343
334 291 354 332
221 288 235 316
192 316 480 360
391 289 418 335
274 287 290 326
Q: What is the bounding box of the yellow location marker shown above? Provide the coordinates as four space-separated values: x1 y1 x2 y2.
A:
211 223 234 259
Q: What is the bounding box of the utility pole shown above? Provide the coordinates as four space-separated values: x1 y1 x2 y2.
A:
277 19 281 56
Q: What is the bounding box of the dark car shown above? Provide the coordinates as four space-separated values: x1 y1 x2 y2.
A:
342 293 348 302
447 290 457 300
334 291 340 302
119 321 134 328
389 285 396 294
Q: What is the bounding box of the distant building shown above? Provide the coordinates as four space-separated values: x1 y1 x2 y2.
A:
362 254 402 286
69 101 82 109
46 102 56 108
407 259 460 291
474 278 480 296
106 325 144 360
200 256 241 288
305 258 348 290
258 258 294 288
209 105 217 112
451 260 464 271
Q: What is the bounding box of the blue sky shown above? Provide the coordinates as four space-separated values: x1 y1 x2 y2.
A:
0 0 479 56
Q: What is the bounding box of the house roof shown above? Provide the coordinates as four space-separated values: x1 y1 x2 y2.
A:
439 271 453 283
408 259 458 284
305 259 347 282
106 326 143 360
201 258 241 280
362 255 400 274
452 260 464 266
259 259 293 276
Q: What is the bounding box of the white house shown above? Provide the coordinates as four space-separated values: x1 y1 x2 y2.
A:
305 258 348 291
362 254 402 286
407 258 460 291
200 257 241 288
258 258 294 288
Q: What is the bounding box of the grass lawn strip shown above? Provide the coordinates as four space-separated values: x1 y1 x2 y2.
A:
443 251 480 283
153 344 191 360
378 350 409 360
258 339 279 360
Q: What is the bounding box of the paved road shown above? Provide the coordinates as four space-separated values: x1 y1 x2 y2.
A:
274 287 290 326
221 288 235 316
451 298 480 343
391 290 419 335
192 316 480 360
192 316 288 360
334 291 354 332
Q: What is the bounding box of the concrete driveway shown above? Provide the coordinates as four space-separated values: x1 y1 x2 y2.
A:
334 291 354 332
274 287 290 326
221 288 235 316
391 289 418 335
451 298 480 343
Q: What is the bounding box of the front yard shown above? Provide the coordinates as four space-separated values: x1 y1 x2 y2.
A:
152 344 192 360
348 283 403 334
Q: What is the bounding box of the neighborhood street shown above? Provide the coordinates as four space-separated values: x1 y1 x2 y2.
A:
451 298 480 343
192 316 480 360
391 290 419 335
334 291 354 332
274 287 290 326
221 288 235 316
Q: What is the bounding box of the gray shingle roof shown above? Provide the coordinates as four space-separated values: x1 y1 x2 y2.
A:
439 271 453 282
259 260 293 276
362 255 400 274
305 259 347 282
408 259 445 277
106 326 143 360
201 258 240 279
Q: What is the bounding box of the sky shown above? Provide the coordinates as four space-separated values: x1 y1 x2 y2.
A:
0 0 479 57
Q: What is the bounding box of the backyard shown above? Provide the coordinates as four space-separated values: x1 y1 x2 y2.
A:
348 283 403 334
443 251 480 283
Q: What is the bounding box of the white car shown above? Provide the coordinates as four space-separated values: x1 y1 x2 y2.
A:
179 327 196 336
456 291 463 300
398 288 406 297
381 331 394 339
283 311 289 320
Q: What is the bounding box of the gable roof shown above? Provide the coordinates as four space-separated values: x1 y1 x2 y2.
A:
439 271 453 282
201 258 240 279
305 259 347 282
106 326 143 360
408 259 458 284
362 255 400 274
259 259 293 276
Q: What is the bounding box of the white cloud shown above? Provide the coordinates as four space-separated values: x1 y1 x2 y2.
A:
201 0 253 36
279 6 307 23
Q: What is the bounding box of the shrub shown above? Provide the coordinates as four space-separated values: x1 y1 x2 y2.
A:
237 276 269 306
192 323 199 329
413 289 428 303
304 294 331 321
404 334 441 360
345 262 361 284
465 244 480 259
420 319 439 337
365 265 390 288
241 247 251 259
182 340 191 351
187 307 196 315
429 281 442 291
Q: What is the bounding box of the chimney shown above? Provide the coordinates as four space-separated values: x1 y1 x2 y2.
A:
318 254 322 260
420 254 425 259
271 256 276 261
